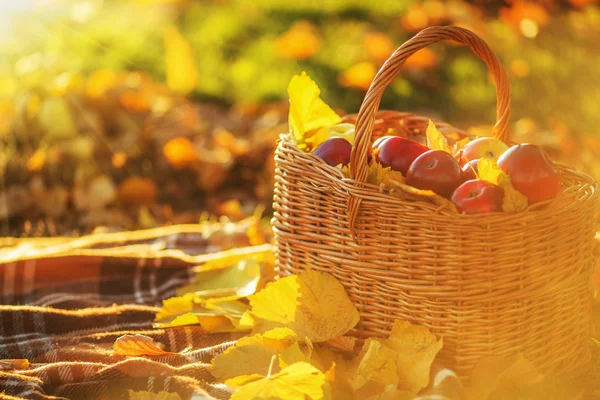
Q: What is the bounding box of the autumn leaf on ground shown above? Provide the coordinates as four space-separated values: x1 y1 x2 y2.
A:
352 339 399 397
288 72 341 150
153 295 252 332
376 320 443 393
128 390 182 400
175 248 274 298
164 26 199 95
324 336 356 353
279 342 312 368
248 270 359 342
229 362 330 400
0 359 29 370
465 353 544 400
114 334 169 357
426 120 451 153
211 328 298 380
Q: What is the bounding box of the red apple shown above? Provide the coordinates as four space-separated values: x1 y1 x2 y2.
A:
497 143 561 204
376 137 429 175
406 150 464 197
372 135 394 150
451 179 504 214
461 137 509 165
313 138 352 167
462 159 480 181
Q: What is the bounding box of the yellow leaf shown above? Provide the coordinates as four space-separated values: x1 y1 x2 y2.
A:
325 336 356 353
0 359 29 370
230 362 330 400
128 390 182 400
312 123 356 148
476 158 528 212
164 26 199 95
288 72 342 150
176 251 272 298
465 353 544 400
225 374 265 388
279 342 311 368
248 270 359 342
426 120 451 153
113 334 168 357
211 328 297 380
376 320 443 393
498 174 529 213
367 162 405 187
477 157 503 185
352 339 399 397
384 179 458 213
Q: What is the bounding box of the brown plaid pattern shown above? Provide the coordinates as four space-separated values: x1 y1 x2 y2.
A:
0 221 265 400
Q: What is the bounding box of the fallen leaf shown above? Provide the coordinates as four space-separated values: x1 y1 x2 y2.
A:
229 362 330 400
248 270 360 342
325 336 356 353
426 120 451 153
164 26 199 95
465 353 544 400
128 390 183 400
114 334 168 357
288 72 341 150
211 328 297 380
352 339 399 397
279 342 311 368
0 359 29 370
376 320 443 393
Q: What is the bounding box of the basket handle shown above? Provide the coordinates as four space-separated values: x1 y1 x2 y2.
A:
348 26 511 235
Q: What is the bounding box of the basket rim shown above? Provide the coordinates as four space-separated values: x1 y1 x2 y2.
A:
276 131 599 222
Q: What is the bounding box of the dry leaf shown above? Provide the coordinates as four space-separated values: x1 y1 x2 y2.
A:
164 26 199 95
229 362 330 400
288 72 341 150
385 179 458 213
498 174 529 212
279 342 312 368
128 390 183 400
367 162 405 187
376 320 443 393
465 353 544 400
211 328 298 380
325 336 356 353
477 157 503 184
0 359 29 370
114 334 169 357
426 120 451 153
311 123 356 148
248 270 359 342
352 339 399 397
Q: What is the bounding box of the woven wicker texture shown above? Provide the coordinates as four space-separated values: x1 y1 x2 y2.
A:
273 26 600 380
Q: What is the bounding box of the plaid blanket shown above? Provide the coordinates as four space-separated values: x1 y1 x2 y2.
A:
0 220 267 400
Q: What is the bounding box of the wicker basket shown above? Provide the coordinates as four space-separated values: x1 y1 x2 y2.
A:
273 26 600 379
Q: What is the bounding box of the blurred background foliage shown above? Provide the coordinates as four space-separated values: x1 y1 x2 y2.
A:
0 0 599 236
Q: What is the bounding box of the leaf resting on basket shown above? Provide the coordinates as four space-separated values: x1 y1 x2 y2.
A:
426 120 451 154
287 72 341 150
248 270 360 342
113 334 169 357
367 162 405 187
384 178 458 213
0 359 29 370
478 157 529 212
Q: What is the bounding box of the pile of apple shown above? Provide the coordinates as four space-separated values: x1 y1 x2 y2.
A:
312 134 561 214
